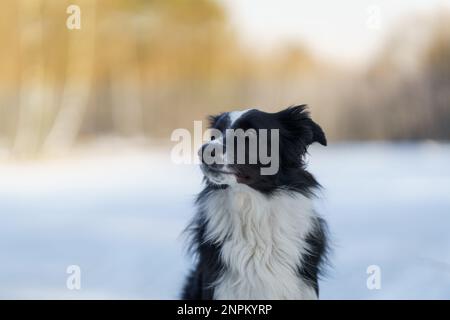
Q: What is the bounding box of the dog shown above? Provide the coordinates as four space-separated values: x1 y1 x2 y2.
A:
182 105 328 300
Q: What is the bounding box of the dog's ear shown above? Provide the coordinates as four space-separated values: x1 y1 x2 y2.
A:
278 105 327 147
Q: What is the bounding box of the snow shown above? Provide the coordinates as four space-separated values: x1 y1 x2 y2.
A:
0 142 449 299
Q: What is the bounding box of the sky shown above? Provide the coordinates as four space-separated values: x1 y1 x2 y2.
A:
220 0 450 65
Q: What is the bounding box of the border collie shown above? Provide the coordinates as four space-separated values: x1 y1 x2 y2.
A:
182 105 328 300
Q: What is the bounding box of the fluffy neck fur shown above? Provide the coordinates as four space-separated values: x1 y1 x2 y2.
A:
200 184 318 299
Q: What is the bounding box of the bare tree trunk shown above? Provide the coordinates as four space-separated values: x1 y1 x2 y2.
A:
13 0 46 157
109 20 143 137
43 0 96 154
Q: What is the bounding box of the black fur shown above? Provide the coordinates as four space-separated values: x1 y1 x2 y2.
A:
181 105 328 299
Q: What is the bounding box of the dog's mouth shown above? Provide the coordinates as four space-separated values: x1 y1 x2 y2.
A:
235 173 251 183
201 164 251 184
204 166 234 175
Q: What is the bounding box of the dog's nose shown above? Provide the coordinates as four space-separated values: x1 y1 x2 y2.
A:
198 144 212 163
198 144 206 162
199 144 221 166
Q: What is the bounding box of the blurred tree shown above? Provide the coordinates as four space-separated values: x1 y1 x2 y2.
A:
0 1 449 157
43 0 96 154
423 14 450 139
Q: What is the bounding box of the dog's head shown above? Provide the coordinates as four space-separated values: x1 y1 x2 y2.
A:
199 105 326 194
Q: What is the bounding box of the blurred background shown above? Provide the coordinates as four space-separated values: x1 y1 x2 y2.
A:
0 0 449 299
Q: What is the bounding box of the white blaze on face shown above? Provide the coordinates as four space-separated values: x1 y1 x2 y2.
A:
223 109 252 167
228 109 251 127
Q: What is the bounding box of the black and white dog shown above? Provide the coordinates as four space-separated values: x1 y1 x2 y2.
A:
182 105 328 300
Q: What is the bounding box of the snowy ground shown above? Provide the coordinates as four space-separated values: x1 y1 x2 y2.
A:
0 142 449 299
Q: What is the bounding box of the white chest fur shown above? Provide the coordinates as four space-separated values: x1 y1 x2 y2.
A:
201 184 318 300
